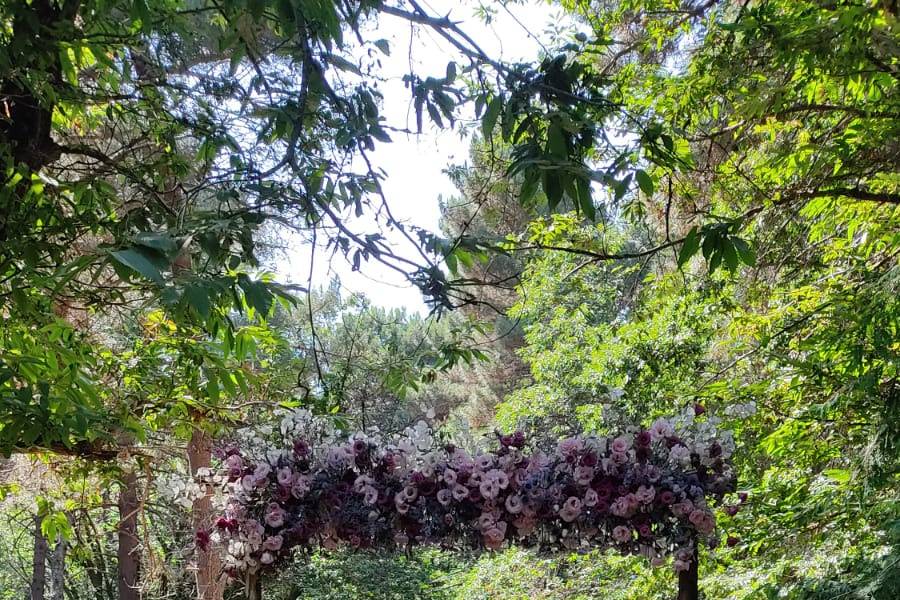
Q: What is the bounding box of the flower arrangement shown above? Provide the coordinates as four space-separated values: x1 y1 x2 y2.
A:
203 407 738 583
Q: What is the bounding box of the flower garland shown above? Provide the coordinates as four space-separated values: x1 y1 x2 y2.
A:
202 407 740 581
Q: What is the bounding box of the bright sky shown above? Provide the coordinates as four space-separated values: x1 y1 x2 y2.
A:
274 0 578 313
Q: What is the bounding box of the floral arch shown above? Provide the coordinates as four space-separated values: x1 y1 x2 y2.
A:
202 408 741 600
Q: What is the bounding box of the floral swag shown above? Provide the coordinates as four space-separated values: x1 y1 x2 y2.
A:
198 406 745 595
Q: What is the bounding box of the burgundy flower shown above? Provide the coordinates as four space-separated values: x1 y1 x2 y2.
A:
726 535 739 547
635 446 651 462
725 505 740 517
580 452 598 467
635 431 651 447
293 438 309 457
694 403 706 416
195 529 210 551
511 431 526 448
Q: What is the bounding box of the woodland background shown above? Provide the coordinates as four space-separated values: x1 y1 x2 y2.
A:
0 0 898 598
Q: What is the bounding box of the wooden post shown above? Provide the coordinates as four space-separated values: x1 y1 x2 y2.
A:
188 423 225 600
245 573 262 600
117 469 142 600
676 545 699 600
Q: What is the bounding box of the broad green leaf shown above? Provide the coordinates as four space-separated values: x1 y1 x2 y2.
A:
482 97 502 139
111 248 165 284
635 169 654 196
678 227 700 266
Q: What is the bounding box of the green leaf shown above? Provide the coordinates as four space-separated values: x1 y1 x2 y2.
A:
732 236 757 266
678 227 701 266
546 122 567 159
576 176 594 221
542 171 564 211
722 239 739 272
183 284 212 319
110 248 164 284
133 232 177 255
239 277 274 318
374 39 390 55
635 169 654 196
482 97 502 139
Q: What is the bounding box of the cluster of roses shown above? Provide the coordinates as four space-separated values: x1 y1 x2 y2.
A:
204 409 738 580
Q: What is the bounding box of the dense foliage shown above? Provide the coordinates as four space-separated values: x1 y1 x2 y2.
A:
0 0 897 599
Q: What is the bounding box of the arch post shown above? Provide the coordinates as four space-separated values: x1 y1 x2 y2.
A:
245 572 262 600
676 544 698 600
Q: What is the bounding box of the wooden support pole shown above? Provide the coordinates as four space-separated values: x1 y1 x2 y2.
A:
676 545 699 600
245 573 262 600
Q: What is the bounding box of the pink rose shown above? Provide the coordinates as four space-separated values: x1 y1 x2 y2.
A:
672 500 694 518
635 485 655 504
505 494 523 514
276 467 292 487
574 466 594 485
483 526 505 550
263 535 283 551
452 484 469 501
611 436 632 453
264 503 285 528
612 525 632 543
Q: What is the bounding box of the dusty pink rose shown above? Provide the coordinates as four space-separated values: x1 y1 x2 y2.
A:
505 494 523 514
264 503 285 528
635 485 655 504
263 535 283 551
483 526 505 550
611 436 632 453
452 484 469 501
612 525 632 543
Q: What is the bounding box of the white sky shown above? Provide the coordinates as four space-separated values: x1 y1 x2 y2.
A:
274 0 578 313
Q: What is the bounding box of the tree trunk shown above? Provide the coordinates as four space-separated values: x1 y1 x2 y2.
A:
676 546 699 600
31 514 48 600
48 534 67 600
188 425 225 600
117 470 141 600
